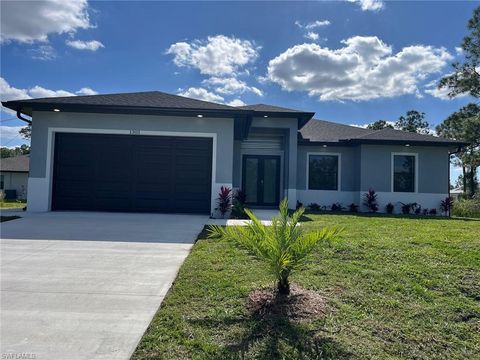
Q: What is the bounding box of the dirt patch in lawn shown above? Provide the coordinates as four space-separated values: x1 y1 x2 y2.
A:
246 283 329 321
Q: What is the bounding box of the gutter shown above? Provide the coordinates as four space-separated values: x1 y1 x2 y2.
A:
16 110 32 124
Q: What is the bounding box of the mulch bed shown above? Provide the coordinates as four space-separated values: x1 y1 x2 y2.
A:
246 283 329 321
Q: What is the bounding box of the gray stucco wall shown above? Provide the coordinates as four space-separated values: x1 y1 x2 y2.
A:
297 145 359 191
360 144 450 193
30 111 235 183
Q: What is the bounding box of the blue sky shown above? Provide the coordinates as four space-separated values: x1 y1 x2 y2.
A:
1 0 478 183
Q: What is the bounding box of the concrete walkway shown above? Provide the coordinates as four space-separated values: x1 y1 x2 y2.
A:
0 212 208 360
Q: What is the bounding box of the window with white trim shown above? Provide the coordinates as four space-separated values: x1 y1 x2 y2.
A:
393 154 416 192
308 154 339 190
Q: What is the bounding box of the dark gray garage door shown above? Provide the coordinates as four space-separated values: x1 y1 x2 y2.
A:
52 133 212 214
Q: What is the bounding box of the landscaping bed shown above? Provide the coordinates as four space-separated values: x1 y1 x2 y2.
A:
132 214 480 359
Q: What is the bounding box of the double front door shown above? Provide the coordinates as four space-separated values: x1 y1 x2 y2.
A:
242 155 281 206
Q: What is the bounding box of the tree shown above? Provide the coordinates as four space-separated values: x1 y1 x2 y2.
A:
366 120 394 130
395 110 430 134
439 6 480 98
208 199 340 295
0 145 30 158
436 103 480 197
19 124 31 140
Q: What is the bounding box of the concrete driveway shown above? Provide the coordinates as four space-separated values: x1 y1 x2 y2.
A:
0 212 208 360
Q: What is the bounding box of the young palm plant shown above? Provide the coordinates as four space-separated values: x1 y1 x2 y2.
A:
208 198 340 295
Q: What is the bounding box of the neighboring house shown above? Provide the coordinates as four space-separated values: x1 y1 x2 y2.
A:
0 155 29 200
2 91 466 216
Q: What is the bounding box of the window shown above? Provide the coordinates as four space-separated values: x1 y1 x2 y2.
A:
393 154 416 192
0 175 4 190
308 154 340 190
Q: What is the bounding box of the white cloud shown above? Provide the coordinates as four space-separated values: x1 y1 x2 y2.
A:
304 32 320 41
66 39 104 51
202 77 263 96
167 35 259 76
177 87 225 103
455 47 463 55
1 0 91 43
267 36 453 101
29 45 57 60
76 87 98 95
348 0 384 11
0 78 30 103
295 20 331 29
0 126 26 146
0 77 97 114
28 86 75 99
424 79 468 100
227 99 246 107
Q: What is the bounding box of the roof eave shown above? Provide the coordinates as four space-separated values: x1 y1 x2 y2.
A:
2 101 254 118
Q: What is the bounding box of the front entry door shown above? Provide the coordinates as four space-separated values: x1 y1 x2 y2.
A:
242 155 281 206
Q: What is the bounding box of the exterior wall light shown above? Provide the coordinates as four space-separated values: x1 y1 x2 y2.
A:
405 144 410 147
322 144 328 148
263 115 268 118
197 114 203 118
53 109 60 112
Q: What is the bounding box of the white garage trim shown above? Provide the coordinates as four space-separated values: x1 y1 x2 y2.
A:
35 127 218 214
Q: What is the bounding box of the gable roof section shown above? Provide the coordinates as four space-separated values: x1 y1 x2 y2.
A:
300 119 467 147
0 155 29 173
237 103 305 113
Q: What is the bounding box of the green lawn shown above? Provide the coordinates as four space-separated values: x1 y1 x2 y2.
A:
0 199 26 209
132 214 480 360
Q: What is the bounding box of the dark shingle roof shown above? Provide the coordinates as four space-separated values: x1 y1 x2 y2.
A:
300 119 371 142
351 127 462 144
0 155 29 172
2 91 241 115
300 119 466 146
237 103 304 113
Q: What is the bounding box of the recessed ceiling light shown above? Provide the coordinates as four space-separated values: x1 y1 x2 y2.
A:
405 144 410 147
263 115 268 118
197 114 203 118
53 108 60 112
322 144 328 148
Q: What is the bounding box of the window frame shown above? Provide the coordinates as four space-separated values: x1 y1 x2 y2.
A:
391 152 418 193
306 152 342 191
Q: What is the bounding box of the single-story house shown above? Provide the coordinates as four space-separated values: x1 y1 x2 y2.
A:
2 91 465 216
0 155 29 200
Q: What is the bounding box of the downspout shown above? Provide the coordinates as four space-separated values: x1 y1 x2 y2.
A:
16 110 32 124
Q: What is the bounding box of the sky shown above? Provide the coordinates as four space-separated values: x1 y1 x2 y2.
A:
1 0 478 184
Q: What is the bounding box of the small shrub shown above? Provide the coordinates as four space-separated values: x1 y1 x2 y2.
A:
452 195 480 218
385 202 394 214
296 200 303 210
422 208 429 216
216 186 232 218
440 196 453 215
400 202 418 215
231 189 247 219
429 208 437 215
414 205 422 215
234 189 246 204
348 203 359 212
308 203 321 212
363 189 379 212
331 202 344 212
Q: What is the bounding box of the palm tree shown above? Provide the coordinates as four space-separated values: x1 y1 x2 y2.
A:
208 198 340 295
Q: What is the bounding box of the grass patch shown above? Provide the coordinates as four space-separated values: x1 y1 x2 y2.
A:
0 215 21 222
0 199 26 209
132 215 480 359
